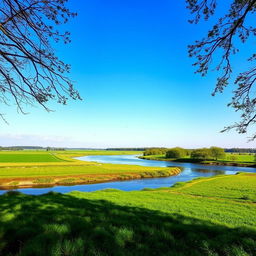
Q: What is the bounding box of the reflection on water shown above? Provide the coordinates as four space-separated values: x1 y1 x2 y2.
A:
0 154 255 195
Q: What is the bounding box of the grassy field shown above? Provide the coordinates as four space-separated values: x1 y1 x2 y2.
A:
225 153 255 162
0 150 143 163
0 150 179 188
0 173 255 256
0 153 64 163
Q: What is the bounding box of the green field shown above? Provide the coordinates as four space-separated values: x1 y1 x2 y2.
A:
0 163 178 178
0 150 143 163
0 173 255 256
0 153 64 163
225 153 255 162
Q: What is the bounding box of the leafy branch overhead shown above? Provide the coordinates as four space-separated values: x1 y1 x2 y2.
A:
0 0 81 119
187 0 256 139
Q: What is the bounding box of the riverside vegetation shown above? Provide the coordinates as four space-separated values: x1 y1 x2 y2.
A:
0 173 255 255
141 147 256 167
0 150 180 188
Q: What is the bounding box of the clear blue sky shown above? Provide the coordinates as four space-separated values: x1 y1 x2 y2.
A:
0 0 255 148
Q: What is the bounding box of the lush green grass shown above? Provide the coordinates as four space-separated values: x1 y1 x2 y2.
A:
171 173 256 202
0 150 142 164
63 150 143 156
0 153 64 163
0 163 175 178
0 173 255 256
224 153 255 162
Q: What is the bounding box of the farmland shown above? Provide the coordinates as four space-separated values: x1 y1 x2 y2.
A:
0 173 255 255
0 150 143 162
0 152 64 162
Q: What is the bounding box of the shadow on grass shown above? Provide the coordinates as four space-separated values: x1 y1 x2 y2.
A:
0 192 255 256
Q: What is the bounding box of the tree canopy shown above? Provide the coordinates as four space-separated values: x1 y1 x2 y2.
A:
191 148 212 160
166 147 186 158
143 148 168 156
187 0 256 139
0 0 80 121
209 146 226 160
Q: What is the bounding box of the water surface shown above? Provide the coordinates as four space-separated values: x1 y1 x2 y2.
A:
1 154 255 195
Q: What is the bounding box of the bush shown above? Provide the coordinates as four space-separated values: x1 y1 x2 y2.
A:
143 148 168 156
191 148 211 160
166 147 186 158
209 146 225 160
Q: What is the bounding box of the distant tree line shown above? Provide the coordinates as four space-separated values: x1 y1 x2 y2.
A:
225 148 256 153
144 147 226 161
107 148 147 151
191 147 225 160
143 148 169 156
0 146 67 151
46 147 66 151
0 146 23 151
0 146 46 150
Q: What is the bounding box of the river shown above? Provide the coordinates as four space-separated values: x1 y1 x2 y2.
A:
1 154 255 195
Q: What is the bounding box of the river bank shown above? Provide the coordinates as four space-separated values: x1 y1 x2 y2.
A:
0 166 180 190
139 155 256 168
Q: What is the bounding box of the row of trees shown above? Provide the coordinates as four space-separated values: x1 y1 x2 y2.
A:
107 148 146 151
190 147 225 161
143 148 169 156
144 147 226 161
46 147 66 151
225 148 256 153
166 147 189 158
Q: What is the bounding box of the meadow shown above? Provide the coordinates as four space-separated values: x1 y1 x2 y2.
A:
0 152 63 163
0 150 143 163
0 173 255 256
0 150 179 188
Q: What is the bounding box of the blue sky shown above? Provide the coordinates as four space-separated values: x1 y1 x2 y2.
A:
1 0 255 148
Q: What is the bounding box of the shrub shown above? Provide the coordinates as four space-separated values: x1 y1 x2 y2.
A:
209 146 225 160
191 148 212 160
143 148 168 156
166 147 186 158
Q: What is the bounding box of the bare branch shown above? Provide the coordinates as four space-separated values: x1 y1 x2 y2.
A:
187 0 256 139
0 0 81 119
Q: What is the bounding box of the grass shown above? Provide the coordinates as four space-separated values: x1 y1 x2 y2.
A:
0 150 143 167
225 153 255 162
0 153 64 163
170 173 256 203
0 173 255 255
0 164 179 178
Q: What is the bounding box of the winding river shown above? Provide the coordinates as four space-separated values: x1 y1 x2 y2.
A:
1 154 256 195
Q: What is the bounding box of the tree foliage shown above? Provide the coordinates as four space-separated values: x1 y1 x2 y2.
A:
166 147 186 158
191 148 212 160
143 148 168 156
187 0 256 139
0 0 80 120
209 146 226 160
191 147 225 160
